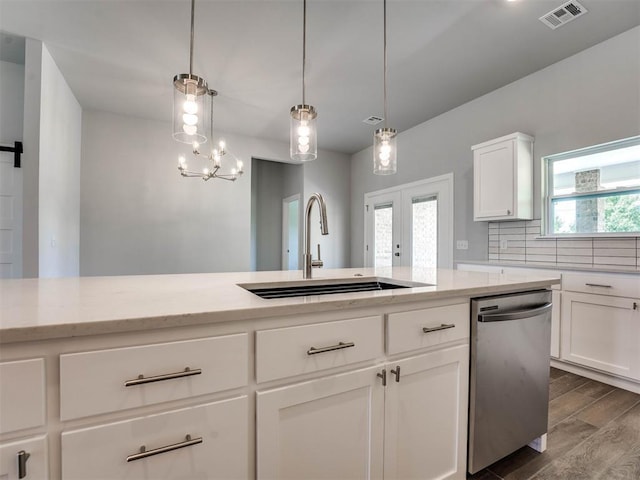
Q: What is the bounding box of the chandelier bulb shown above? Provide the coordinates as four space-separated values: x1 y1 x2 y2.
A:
183 94 198 114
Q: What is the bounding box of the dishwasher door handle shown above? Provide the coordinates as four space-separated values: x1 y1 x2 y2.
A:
478 303 552 322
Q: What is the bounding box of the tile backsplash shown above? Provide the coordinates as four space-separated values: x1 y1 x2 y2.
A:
488 220 640 271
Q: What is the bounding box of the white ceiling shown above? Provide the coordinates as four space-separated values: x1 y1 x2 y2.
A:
1 0 639 155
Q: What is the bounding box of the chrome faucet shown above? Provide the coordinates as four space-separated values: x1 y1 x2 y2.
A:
303 193 329 279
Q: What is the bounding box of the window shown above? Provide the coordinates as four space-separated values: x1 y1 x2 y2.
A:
545 136 640 235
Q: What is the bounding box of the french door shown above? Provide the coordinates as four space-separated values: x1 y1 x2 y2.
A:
364 174 452 269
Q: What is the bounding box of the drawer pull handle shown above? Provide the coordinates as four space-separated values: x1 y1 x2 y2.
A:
126 434 203 462
124 367 202 387
423 323 455 333
17 450 30 479
585 283 612 288
307 341 355 355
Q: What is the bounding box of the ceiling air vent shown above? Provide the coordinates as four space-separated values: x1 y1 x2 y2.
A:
539 1 588 30
363 116 384 125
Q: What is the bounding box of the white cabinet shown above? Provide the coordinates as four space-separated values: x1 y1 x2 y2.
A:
472 132 533 221
0 436 48 480
256 366 384 479
257 302 469 480
62 396 248 480
384 345 468 480
561 291 640 380
0 359 45 434
60 334 248 420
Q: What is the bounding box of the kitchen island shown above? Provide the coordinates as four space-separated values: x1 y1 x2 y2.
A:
0 267 559 480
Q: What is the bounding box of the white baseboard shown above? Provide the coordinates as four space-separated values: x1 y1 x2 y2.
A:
550 358 640 395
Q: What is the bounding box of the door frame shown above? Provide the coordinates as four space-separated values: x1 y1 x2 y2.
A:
364 173 453 269
281 194 301 270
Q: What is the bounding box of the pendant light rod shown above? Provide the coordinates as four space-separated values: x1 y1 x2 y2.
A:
189 0 195 75
383 0 388 128
302 0 307 105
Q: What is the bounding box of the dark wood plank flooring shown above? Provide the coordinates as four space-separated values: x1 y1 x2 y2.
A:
469 367 640 480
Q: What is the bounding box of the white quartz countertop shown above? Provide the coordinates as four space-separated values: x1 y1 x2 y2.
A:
0 267 560 344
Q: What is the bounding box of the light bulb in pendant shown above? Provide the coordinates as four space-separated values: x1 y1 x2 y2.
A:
183 113 198 126
183 124 197 136
183 94 198 114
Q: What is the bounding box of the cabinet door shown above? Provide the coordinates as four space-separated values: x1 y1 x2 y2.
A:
62 397 248 480
0 436 48 480
473 140 515 220
561 292 639 380
551 290 561 359
384 345 469 480
257 366 384 479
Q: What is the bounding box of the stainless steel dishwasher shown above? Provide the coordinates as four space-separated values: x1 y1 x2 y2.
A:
468 289 553 475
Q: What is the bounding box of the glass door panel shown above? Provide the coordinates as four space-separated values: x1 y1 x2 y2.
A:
411 196 438 269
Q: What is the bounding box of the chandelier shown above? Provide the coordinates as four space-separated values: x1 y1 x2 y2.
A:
172 0 242 181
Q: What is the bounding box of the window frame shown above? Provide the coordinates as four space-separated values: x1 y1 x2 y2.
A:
543 135 640 237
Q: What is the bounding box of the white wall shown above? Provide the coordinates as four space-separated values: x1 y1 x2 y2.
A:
0 60 24 144
80 110 351 275
350 26 640 267
22 39 41 277
304 149 351 268
38 45 81 277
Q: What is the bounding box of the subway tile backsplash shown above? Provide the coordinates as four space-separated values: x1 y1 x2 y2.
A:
487 220 640 271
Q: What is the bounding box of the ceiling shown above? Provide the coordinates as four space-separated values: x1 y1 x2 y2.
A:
1 0 638 155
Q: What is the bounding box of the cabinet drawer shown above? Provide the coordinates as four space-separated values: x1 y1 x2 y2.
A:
60 334 248 420
62 396 248 480
0 359 45 434
562 272 639 298
0 435 48 480
387 303 469 355
256 316 383 383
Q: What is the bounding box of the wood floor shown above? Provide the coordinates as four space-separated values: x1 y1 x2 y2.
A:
469 367 640 480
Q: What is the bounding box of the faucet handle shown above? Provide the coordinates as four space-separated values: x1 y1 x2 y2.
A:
311 244 323 268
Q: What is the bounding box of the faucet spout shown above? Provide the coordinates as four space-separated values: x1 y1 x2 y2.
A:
303 193 329 279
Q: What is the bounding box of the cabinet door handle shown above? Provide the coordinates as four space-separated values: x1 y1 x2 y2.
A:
634 302 638 310
17 450 30 479
126 434 203 462
423 323 455 333
307 341 355 355
585 283 612 288
390 366 401 382
377 369 387 386
124 367 202 387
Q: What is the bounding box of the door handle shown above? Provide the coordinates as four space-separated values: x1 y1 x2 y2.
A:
478 303 552 322
394 252 400 257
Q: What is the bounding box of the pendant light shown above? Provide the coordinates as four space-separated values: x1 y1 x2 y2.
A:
172 0 213 146
290 0 317 162
177 91 244 181
373 0 397 175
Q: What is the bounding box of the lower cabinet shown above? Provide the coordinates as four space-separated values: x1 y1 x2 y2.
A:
256 366 385 479
561 292 640 380
0 435 48 480
384 345 469 480
256 344 469 480
61 396 248 480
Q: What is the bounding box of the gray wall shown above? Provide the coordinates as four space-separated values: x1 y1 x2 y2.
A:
0 60 24 144
304 149 351 268
81 110 350 276
22 40 81 278
350 26 640 267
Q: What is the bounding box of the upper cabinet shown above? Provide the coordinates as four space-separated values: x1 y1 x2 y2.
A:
472 132 534 221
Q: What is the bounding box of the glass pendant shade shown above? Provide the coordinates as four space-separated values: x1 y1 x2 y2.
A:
173 74 210 145
373 127 397 175
290 104 317 162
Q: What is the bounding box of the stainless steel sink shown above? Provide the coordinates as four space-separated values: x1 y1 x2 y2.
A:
239 277 431 299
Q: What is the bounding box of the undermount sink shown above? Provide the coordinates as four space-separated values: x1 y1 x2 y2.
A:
239 277 432 299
